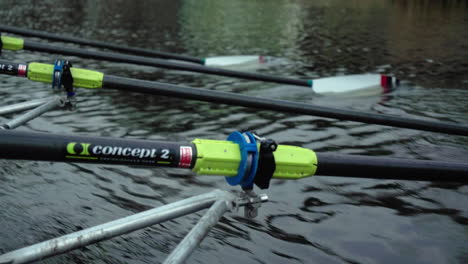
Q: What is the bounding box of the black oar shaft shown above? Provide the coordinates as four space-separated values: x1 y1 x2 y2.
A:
103 75 468 136
316 153 468 181
22 40 310 87
0 24 204 64
0 130 197 169
0 130 466 182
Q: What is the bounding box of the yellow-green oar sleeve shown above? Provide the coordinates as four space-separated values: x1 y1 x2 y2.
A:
27 62 104 89
192 139 317 179
1 36 24 50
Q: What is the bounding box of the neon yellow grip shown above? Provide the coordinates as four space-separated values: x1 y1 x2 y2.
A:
192 139 240 176
272 145 317 179
1 36 24 50
27 62 104 89
192 139 317 179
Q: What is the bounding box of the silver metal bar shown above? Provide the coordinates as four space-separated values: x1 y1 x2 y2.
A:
163 200 231 264
0 190 232 264
0 97 54 115
1 97 62 129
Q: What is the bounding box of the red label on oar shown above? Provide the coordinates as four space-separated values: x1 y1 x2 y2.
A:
380 75 388 87
18 64 27 77
380 75 395 93
0 62 27 77
178 146 193 168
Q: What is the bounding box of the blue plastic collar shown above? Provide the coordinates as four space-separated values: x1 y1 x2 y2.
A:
226 131 259 188
52 59 64 90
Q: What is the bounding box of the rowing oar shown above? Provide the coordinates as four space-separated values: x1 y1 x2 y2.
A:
0 24 267 67
0 129 467 182
0 34 397 92
0 59 466 136
0 34 311 87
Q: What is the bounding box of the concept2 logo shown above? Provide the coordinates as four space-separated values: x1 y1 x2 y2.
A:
67 142 91 155
65 142 167 164
66 142 95 159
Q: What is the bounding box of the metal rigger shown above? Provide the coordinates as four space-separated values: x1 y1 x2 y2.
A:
0 59 76 130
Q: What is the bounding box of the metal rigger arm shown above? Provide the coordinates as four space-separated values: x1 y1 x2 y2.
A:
0 59 76 129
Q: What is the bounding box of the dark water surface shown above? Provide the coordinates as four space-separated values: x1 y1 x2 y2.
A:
1 0 468 263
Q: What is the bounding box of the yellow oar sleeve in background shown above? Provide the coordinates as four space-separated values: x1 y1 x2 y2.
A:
1 36 24 50
28 62 104 89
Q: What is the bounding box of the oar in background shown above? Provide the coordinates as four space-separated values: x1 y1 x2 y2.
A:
0 24 265 67
0 59 465 136
1 34 398 94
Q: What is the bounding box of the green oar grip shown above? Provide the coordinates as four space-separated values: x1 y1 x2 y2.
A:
272 144 318 179
27 62 104 89
192 139 317 179
0 36 24 50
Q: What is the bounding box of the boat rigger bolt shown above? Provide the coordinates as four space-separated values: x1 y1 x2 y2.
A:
234 190 269 219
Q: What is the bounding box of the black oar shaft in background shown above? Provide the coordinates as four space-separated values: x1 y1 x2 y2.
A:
0 130 467 181
0 24 204 64
0 59 466 136
22 40 311 87
103 75 468 136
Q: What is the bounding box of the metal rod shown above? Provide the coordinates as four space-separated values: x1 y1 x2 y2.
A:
1 97 62 129
163 200 231 264
0 190 233 264
0 97 53 115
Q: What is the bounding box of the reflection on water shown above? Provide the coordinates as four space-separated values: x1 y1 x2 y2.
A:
179 0 305 56
0 0 467 263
